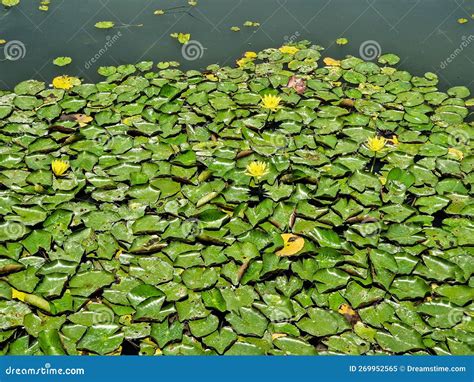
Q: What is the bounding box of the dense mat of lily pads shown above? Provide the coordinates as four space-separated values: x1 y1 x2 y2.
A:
0 41 473 356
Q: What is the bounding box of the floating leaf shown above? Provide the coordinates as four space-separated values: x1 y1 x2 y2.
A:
2 0 20 7
170 32 191 44
95 21 115 29
53 56 72 67
336 38 349 45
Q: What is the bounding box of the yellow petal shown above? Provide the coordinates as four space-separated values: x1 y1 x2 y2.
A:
74 114 93 127
11 288 27 302
236 57 247 67
448 147 464 161
279 45 299 54
51 159 70 176
338 304 356 316
245 161 269 178
205 73 218 81
271 333 287 340
338 303 360 324
52 75 81 90
276 233 305 257
323 57 341 66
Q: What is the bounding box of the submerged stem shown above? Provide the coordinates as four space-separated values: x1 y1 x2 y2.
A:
370 155 376 173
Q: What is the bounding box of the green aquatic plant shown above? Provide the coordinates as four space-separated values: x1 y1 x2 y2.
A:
94 21 143 30
94 21 115 29
336 38 349 45
170 32 191 45
38 0 50 11
0 41 472 356
1 0 20 7
53 57 72 67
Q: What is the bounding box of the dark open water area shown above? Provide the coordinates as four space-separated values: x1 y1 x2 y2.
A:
0 0 473 92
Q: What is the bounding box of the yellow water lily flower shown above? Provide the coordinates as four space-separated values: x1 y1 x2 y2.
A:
261 94 282 111
245 161 269 178
379 176 387 186
448 147 464 160
279 45 299 55
366 136 387 152
236 57 250 67
205 73 218 81
52 75 80 90
276 233 305 257
51 159 70 176
244 51 257 58
323 57 341 66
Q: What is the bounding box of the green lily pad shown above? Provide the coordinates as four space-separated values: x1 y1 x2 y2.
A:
297 308 350 336
95 21 115 29
77 325 124 354
53 57 72 67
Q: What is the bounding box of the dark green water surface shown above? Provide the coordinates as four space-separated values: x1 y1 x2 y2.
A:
0 0 473 91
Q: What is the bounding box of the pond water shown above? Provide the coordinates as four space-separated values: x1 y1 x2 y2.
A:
0 0 473 92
